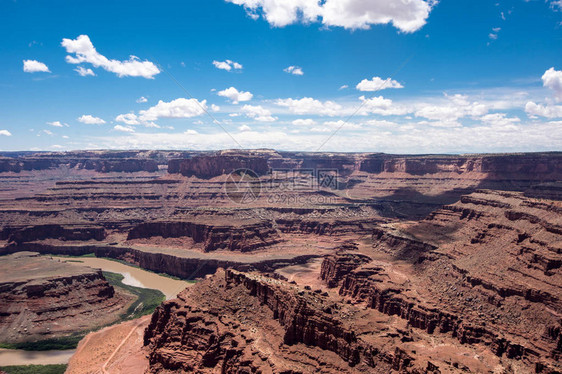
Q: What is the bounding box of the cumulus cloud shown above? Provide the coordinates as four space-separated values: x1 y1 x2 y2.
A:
359 95 410 116
542 67 562 101
525 102 562 118
414 94 488 122
61 35 160 79
479 113 520 128
138 98 207 121
226 0 434 33
23 59 50 73
114 125 135 133
241 105 277 122
77 115 106 125
238 124 252 131
115 113 141 125
217 87 253 103
47 121 68 128
276 97 342 116
212 59 243 71
74 66 95 76
284 66 304 75
356 76 403 91
136 96 148 103
292 118 317 126
0 130 12 136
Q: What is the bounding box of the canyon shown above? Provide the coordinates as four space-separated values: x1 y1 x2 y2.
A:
0 149 560 373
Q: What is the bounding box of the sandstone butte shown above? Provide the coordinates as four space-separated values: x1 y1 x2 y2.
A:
0 149 560 373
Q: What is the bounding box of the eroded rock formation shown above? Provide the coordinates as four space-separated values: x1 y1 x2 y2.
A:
127 219 281 252
0 252 130 343
144 269 432 373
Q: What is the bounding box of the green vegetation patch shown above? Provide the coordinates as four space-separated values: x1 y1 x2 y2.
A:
0 332 84 351
103 271 165 320
0 364 67 374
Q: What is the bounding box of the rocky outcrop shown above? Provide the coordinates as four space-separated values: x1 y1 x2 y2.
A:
1 224 105 243
0 252 128 343
320 244 372 288
168 151 562 181
371 228 437 260
358 153 562 179
0 151 163 173
168 152 269 178
331 190 562 372
144 269 434 373
276 218 379 236
126 220 281 252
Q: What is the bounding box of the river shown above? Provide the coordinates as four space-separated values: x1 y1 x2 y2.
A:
0 256 192 366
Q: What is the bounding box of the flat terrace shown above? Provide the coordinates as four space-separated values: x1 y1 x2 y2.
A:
0 251 98 283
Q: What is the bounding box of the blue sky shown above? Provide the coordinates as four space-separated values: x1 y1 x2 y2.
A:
1 0 562 153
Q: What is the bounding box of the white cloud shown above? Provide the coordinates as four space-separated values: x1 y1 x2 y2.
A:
212 59 243 71
488 27 501 40
284 66 304 75
414 94 488 121
292 118 317 126
61 35 160 79
23 59 50 73
226 0 434 33
78 114 106 125
542 67 562 101
136 96 148 103
74 66 95 76
47 121 68 128
322 119 362 130
238 124 252 131
115 113 141 125
217 87 253 103
211 104 221 112
276 97 342 116
550 0 562 10
114 125 135 133
339 85 349 90
479 113 520 128
139 98 207 121
42 129 53 136
356 76 403 91
93 117 562 154
0 130 12 136
525 101 562 118
241 105 277 122
359 95 410 116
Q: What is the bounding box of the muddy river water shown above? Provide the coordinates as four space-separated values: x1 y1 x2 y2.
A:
0 256 192 366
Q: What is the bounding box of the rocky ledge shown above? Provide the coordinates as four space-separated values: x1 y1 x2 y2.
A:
0 252 130 343
144 269 438 373
126 219 282 252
